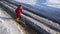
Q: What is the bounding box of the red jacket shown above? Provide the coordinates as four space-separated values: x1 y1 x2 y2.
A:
16 5 22 18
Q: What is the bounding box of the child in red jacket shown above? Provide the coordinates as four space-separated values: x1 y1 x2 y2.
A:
15 5 22 21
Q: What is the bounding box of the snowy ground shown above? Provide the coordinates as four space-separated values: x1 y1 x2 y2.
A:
14 0 60 23
0 7 26 34
0 6 38 34
15 0 60 8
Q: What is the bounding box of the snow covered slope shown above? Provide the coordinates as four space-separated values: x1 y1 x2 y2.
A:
0 6 26 34
44 0 60 8
15 0 60 8
14 0 60 23
15 0 36 5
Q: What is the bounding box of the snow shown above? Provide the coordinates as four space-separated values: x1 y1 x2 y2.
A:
11 0 60 24
14 0 60 23
46 0 60 3
15 0 36 5
15 0 60 8
0 7 25 34
44 0 60 8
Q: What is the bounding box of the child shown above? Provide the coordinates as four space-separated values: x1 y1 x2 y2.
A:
15 5 22 21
